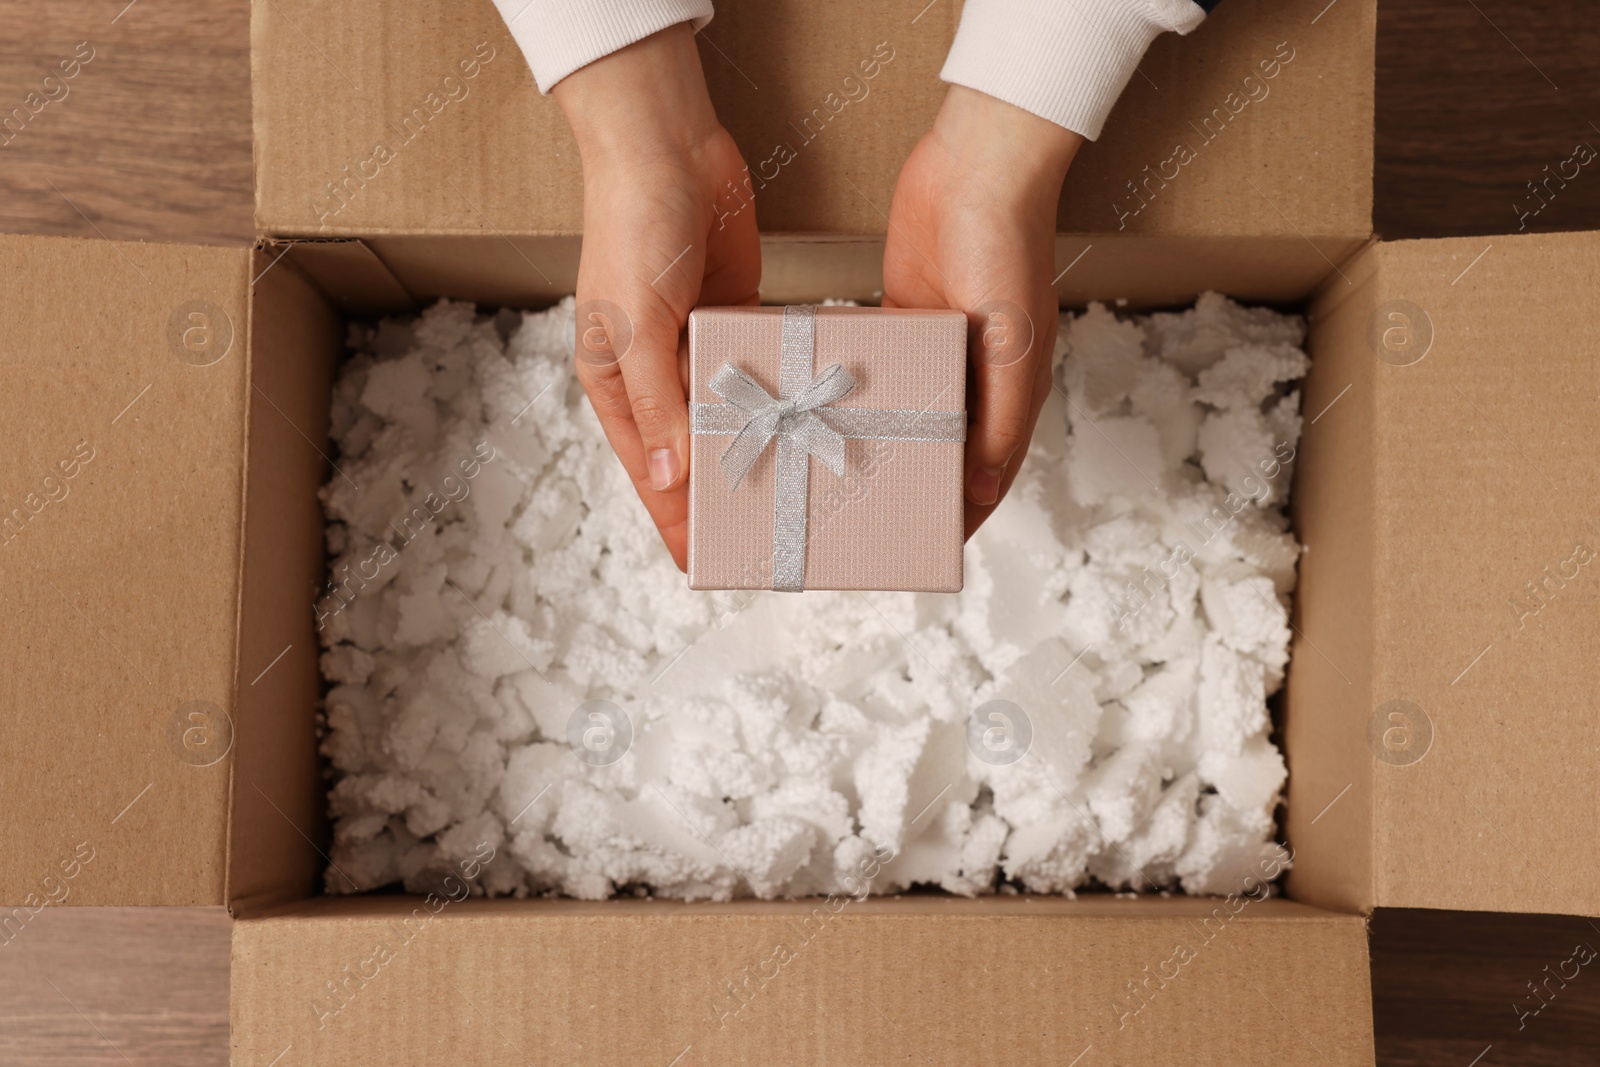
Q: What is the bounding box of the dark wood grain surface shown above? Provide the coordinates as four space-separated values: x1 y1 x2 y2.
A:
1371 910 1600 1067
0 908 231 1066
1374 0 1600 239
1 1 1597 1065
0 0 253 245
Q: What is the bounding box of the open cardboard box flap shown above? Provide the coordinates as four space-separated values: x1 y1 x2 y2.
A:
0 235 337 909
1288 230 1600 917
230 894 1370 1066
0 235 251 906
251 0 1374 301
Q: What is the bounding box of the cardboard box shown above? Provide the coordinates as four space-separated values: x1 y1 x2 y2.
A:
4 0 1596 1061
14 225 1599 1063
250 0 1375 305
0 236 1362 1059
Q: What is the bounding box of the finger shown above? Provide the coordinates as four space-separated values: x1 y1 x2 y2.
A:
880 153 943 314
964 304 1056 537
613 230 737 543
615 284 694 497
962 287 1051 520
880 227 946 314
573 241 701 569
573 308 691 567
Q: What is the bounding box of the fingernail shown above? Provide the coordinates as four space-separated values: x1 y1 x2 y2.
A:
648 448 680 491
969 465 1004 506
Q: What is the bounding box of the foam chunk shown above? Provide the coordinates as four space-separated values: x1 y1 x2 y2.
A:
1194 343 1311 410
1003 810 1097 894
459 612 554 679
1083 742 1164 842
719 818 817 898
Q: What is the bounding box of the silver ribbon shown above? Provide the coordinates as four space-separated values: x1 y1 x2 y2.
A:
691 305 966 592
706 361 857 491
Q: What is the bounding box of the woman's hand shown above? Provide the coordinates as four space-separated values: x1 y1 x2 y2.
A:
554 23 760 570
883 85 1082 537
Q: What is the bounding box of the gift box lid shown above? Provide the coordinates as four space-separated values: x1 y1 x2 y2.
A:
687 305 967 593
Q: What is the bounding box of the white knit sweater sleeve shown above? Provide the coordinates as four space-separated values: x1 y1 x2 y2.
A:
492 0 1206 138
490 0 714 92
941 0 1209 139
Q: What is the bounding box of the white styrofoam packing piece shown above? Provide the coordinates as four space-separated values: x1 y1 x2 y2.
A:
317 292 1306 901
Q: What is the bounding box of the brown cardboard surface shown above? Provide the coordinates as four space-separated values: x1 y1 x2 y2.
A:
266 241 417 319
363 232 581 310
0 234 250 906
232 894 1372 1066
1053 234 1369 310
1366 232 1599 915
1283 243 1381 913
1289 232 1600 916
286 232 1368 311
226 252 342 911
1065 0 1374 239
253 0 1372 245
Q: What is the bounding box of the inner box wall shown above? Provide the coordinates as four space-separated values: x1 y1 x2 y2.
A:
230 250 343 911
231 237 1357 914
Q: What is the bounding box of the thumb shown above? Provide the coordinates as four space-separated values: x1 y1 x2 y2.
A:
572 240 704 568
964 293 1041 505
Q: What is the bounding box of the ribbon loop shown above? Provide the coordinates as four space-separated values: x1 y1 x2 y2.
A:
708 360 857 490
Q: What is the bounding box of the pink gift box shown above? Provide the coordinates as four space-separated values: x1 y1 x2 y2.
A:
687 304 967 593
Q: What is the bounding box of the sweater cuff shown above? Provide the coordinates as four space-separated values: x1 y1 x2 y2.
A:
940 0 1207 140
492 0 715 93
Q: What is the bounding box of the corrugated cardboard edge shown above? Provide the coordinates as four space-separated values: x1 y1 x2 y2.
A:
265 239 418 318
243 232 1374 309
248 0 265 235
224 248 342 913
231 895 1373 1066
1282 239 1382 914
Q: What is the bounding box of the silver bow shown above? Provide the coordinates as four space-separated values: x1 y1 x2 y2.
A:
709 361 857 490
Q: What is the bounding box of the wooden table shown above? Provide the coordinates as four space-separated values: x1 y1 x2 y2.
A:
1 1 1597 1064
0 908 230 1066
